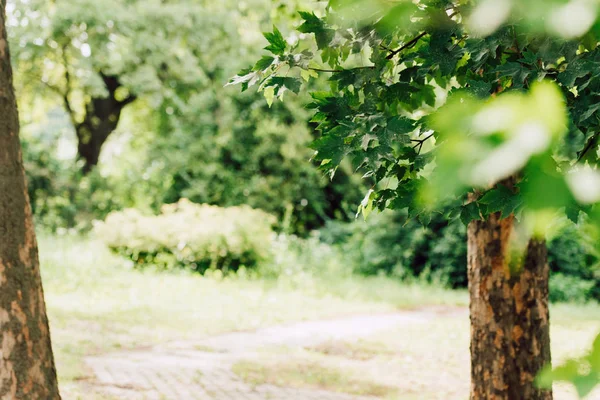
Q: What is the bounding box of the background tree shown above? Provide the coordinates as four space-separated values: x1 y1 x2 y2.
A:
8 0 215 172
151 87 364 234
8 0 364 234
233 0 600 398
0 1 60 397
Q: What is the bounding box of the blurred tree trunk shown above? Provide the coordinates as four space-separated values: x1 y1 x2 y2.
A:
468 193 552 399
75 73 135 174
0 2 61 398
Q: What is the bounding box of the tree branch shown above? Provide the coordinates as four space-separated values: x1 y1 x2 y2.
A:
412 132 435 153
577 132 599 163
119 94 137 107
385 10 460 60
308 66 375 73
60 45 78 128
411 132 435 147
386 32 428 60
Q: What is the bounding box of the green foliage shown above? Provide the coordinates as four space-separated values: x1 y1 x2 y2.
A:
234 2 600 392
549 274 595 304
233 0 600 233
13 0 364 235
321 211 469 288
95 200 276 273
22 130 125 231
257 232 353 288
548 224 600 303
10 0 211 110
321 214 599 301
538 334 600 398
147 89 364 235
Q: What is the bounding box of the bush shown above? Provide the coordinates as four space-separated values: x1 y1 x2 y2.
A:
321 211 468 288
95 199 276 272
22 131 134 232
548 225 597 280
258 232 352 286
549 274 596 303
322 212 599 302
149 91 365 236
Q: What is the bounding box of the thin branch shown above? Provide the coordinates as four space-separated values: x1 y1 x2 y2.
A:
60 45 78 128
386 32 428 60
411 132 435 147
119 94 137 107
379 43 394 52
308 66 375 73
412 132 436 154
385 10 460 60
578 132 599 163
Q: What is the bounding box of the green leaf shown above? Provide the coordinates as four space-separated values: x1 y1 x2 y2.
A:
263 26 287 56
387 116 415 134
264 86 275 107
356 189 376 220
226 68 260 92
465 80 492 98
310 126 349 167
298 11 334 49
301 69 318 82
265 77 302 98
253 56 275 71
479 185 523 218
461 202 482 226
522 161 574 210
565 204 581 224
494 62 531 88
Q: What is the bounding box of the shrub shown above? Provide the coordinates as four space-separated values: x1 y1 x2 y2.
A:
321 211 468 288
322 212 599 301
258 232 353 288
549 274 596 303
548 225 597 280
22 132 135 232
95 199 275 272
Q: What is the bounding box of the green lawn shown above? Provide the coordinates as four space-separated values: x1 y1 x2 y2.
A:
38 235 600 399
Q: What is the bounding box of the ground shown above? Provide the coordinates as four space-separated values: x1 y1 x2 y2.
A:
39 236 600 399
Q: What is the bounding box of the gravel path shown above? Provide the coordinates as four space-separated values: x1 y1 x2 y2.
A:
85 310 444 399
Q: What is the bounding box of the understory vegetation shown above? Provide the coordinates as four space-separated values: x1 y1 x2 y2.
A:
89 198 599 303
23 126 598 303
14 0 598 305
40 234 600 399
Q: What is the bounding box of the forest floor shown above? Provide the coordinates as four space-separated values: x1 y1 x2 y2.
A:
38 236 600 399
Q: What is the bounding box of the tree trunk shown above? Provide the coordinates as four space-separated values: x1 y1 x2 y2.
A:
0 3 61 398
75 73 135 174
77 121 114 174
468 209 552 399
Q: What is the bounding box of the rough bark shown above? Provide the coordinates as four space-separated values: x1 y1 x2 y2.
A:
75 73 135 173
468 205 552 399
0 2 61 398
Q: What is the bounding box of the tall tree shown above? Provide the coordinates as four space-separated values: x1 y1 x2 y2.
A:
233 0 600 397
8 0 209 172
8 0 317 174
0 1 61 398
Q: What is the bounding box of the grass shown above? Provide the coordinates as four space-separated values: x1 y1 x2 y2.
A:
232 358 397 397
307 338 395 361
38 234 466 398
37 234 600 399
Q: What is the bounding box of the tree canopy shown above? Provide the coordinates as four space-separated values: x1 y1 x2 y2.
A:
232 0 600 395
7 0 306 171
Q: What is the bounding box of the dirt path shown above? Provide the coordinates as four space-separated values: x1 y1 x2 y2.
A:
85 309 453 399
